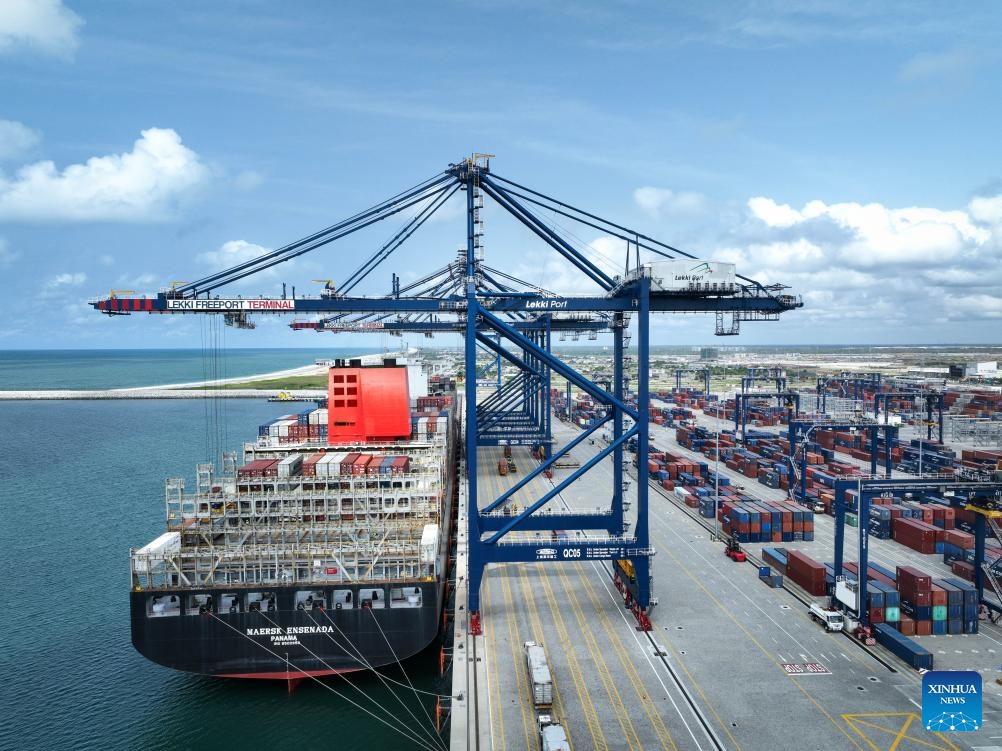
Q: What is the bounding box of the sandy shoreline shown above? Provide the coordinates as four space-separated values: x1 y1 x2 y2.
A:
0 364 329 401
108 363 329 391
0 349 414 400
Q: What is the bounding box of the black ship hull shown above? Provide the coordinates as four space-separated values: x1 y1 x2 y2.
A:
131 579 445 678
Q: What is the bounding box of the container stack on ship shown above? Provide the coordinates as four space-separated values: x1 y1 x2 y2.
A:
129 357 458 680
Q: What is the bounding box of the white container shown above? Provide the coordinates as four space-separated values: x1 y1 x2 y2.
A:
278 454 303 477
420 524 439 563
133 532 180 572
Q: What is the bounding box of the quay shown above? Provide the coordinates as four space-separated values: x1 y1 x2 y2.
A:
449 418 999 751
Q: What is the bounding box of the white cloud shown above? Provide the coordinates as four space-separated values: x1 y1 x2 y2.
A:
49 272 86 286
747 195 991 267
945 294 1002 320
747 197 805 228
0 0 83 58
634 186 706 219
970 194 1002 226
0 127 209 221
198 239 271 271
728 188 1002 338
0 119 41 160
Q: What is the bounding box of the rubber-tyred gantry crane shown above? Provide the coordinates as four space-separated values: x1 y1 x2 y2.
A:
91 155 803 630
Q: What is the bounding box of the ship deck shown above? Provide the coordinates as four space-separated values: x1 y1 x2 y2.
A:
451 418 1001 750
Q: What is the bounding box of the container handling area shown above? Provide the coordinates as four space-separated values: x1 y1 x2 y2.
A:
449 410 1002 751
89 156 1001 749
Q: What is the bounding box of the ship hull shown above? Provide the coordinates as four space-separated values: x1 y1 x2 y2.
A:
130 579 444 677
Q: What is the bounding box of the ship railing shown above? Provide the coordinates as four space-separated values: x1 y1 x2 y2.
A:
248 434 447 451
167 512 440 533
204 469 442 495
132 550 431 587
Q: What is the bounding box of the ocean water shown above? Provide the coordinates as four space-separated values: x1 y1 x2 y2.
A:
0 348 381 390
0 365 450 750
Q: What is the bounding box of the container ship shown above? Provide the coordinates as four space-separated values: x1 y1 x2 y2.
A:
129 358 458 681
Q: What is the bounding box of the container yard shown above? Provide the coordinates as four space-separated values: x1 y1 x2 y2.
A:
82 157 1002 749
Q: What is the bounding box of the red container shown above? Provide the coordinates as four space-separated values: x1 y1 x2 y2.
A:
915 619 932 636
340 452 360 474
930 585 948 607
896 565 932 592
351 455 371 475
951 561 975 581
898 615 916 636
301 453 325 477
787 550 827 596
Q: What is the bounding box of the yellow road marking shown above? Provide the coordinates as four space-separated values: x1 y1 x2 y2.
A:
841 713 961 751
569 562 679 751
660 543 867 751
555 563 642 750
537 563 607 750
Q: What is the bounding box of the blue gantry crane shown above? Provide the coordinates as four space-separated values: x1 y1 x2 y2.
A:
674 367 711 394
831 476 1002 624
872 391 945 444
91 155 802 631
733 391 800 437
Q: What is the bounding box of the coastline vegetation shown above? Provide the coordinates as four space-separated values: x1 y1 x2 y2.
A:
186 375 328 390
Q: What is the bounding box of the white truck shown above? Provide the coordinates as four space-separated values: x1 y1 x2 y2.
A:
524 641 554 709
808 603 845 632
538 715 570 751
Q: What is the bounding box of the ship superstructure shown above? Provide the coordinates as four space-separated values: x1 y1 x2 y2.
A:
128 358 458 680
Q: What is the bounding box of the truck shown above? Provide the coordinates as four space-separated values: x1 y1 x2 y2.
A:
523 641 553 709
808 603 845 632
538 715 570 751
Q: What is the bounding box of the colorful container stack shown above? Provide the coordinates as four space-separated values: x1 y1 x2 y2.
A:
836 561 978 636
784 550 827 596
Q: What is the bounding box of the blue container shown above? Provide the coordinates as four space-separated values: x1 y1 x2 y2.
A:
875 624 933 670
932 620 948 635
867 585 885 609
871 581 900 608
943 578 978 607
965 619 979 634
869 562 897 581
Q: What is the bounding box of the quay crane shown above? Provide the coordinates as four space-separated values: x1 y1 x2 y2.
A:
91 155 802 631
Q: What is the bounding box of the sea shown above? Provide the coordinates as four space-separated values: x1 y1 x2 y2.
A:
0 350 451 751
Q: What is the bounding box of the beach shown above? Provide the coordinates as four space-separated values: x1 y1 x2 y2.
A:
0 363 329 400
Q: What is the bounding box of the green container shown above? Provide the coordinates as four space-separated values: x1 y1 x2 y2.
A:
846 513 858 528
884 606 900 622
932 605 948 621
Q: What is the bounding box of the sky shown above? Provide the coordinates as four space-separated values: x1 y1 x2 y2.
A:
1 0 1001 349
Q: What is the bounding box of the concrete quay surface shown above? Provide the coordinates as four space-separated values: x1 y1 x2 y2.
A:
453 417 993 751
